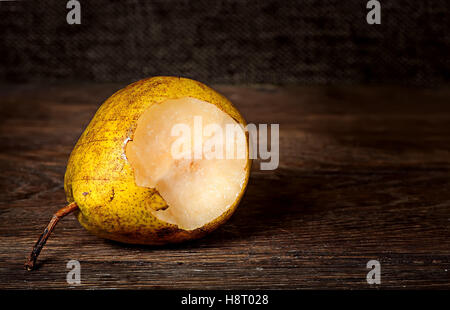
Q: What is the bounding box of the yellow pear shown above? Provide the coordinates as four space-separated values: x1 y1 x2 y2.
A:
25 76 251 270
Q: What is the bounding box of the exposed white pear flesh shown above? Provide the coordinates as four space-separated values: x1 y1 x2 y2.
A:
126 97 247 230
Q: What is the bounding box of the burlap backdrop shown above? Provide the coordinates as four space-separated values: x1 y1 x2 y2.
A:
1 0 449 85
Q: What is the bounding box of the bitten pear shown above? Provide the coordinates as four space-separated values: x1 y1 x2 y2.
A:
25 77 251 270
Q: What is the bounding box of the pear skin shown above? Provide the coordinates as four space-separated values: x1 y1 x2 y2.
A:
25 76 251 270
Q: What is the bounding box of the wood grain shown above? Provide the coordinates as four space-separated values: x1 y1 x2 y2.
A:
0 83 449 289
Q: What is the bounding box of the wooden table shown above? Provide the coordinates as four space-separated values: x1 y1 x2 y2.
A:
1 83 449 289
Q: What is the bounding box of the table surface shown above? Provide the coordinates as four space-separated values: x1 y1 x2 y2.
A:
0 83 449 289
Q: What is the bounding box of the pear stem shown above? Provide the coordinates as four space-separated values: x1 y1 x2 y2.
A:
25 202 79 271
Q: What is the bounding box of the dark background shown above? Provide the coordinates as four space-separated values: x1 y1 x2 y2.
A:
1 0 449 86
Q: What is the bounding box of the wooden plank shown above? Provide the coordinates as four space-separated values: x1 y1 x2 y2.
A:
0 84 449 289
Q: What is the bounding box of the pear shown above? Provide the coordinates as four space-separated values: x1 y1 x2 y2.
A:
25 77 251 270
